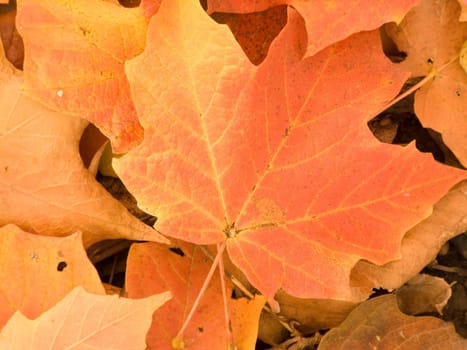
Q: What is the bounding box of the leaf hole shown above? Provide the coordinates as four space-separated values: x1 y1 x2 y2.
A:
380 25 407 63
57 261 67 272
367 82 465 169
117 0 140 7
169 247 185 257
210 5 288 65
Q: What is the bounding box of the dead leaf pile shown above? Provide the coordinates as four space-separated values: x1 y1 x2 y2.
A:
0 0 465 348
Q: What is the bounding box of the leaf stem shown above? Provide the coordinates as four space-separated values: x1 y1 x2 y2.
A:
217 242 234 347
175 241 227 343
377 55 459 115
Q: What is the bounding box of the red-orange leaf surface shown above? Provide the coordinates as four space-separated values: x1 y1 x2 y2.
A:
0 45 168 247
15 0 148 153
115 0 465 302
0 286 171 349
0 225 104 329
207 0 420 57
127 242 240 349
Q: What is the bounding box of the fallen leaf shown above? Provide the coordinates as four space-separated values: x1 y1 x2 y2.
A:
396 274 452 315
0 45 168 247
206 0 420 57
0 224 104 329
385 0 467 166
115 0 465 303
319 294 467 350
15 0 149 153
351 179 467 298
0 286 171 349
231 295 267 350
126 241 237 349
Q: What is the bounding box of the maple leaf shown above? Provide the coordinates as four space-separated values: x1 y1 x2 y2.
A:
385 0 467 166
114 0 465 303
0 224 104 329
15 0 149 153
206 0 420 57
0 286 172 349
319 294 467 349
0 46 168 247
126 241 264 349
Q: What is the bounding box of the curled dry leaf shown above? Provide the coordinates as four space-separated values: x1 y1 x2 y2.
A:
206 0 419 57
15 0 149 153
115 0 465 304
385 0 467 166
0 44 169 247
0 224 104 329
0 286 171 350
319 294 467 350
396 274 452 315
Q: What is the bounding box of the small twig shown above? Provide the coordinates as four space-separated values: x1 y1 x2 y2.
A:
428 262 467 277
377 55 459 115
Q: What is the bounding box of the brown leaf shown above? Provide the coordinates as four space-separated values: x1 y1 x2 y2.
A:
385 0 467 166
396 274 452 315
319 294 467 349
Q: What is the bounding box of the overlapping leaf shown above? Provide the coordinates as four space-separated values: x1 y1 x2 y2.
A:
385 0 467 166
0 286 171 349
206 0 420 56
0 225 104 329
126 241 264 349
319 294 467 349
0 46 168 247
15 0 149 152
115 0 465 303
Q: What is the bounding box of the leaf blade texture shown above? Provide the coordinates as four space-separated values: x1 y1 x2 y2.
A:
0 286 171 350
0 225 104 329
319 294 467 350
0 45 168 247
16 0 149 152
115 0 466 302
126 242 249 349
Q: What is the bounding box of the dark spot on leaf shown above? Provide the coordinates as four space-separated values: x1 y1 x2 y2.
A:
197 326 204 333
456 90 461 97
118 0 141 7
57 261 67 271
169 247 185 257
427 57 434 64
369 287 389 298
